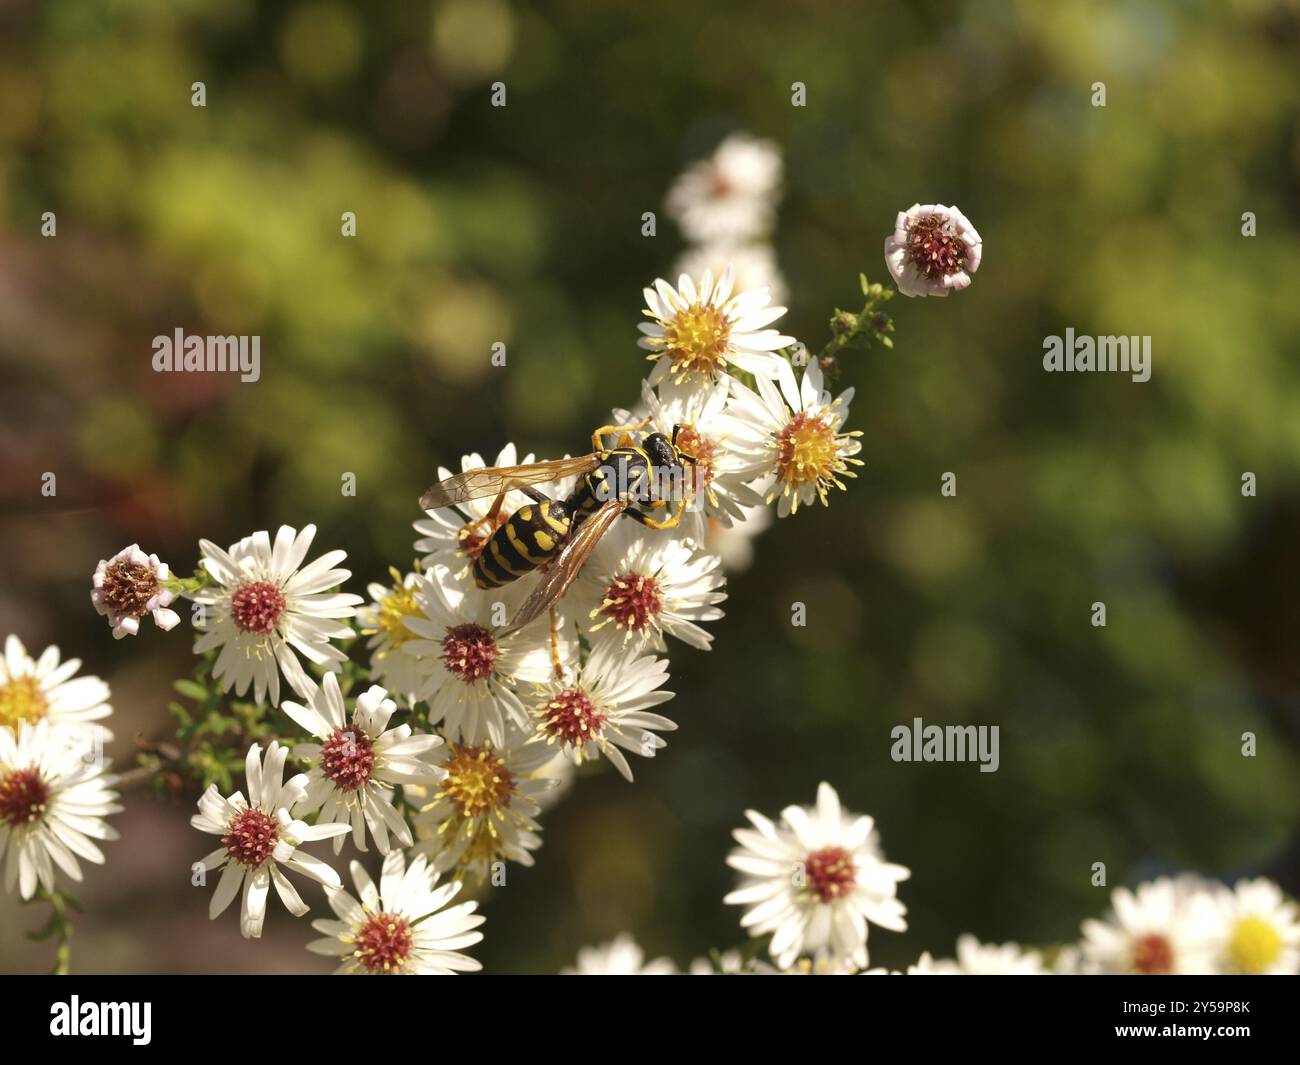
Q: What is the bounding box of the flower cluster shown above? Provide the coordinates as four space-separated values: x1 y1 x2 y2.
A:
22 134 1014 976
567 783 1300 977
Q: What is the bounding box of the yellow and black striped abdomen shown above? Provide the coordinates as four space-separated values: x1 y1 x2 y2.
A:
472 501 573 589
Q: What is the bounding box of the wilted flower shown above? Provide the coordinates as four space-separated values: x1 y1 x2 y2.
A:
883 203 981 297
91 545 180 639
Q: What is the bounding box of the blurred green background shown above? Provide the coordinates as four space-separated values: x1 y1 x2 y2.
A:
2 0 1299 973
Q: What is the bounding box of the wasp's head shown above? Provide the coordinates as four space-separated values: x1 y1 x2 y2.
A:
643 431 681 469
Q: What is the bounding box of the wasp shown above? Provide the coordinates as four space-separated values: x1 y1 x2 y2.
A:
418 422 699 639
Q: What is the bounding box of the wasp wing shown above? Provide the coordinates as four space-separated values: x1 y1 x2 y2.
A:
507 498 628 631
419 454 602 510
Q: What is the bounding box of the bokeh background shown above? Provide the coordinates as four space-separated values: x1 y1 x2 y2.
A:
2 0 1299 973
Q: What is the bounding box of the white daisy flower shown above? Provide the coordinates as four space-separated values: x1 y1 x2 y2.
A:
724 782 910 971
526 638 675 782
562 932 677 975
925 934 1049 975
0 721 120 900
1079 877 1219 974
90 544 180 639
413 443 540 580
702 495 772 574
572 520 725 653
402 564 566 747
192 524 363 706
637 376 764 531
283 674 443 855
190 741 350 939
639 269 794 388
689 949 758 975
410 723 554 881
0 635 113 740
307 848 484 975
666 132 782 244
357 569 427 708
1211 878 1300 975
674 242 787 305
883 202 982 298
721 359 863 517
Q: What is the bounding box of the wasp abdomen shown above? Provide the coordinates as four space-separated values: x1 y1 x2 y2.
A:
472 501 573 589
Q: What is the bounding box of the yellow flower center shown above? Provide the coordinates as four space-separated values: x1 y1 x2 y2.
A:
0 676 47 729
658 303 731 381
772 411 860 511
1227 916 1282 973
364 569 420 651
441 744 514 820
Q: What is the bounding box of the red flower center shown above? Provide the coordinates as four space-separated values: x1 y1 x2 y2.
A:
230 580 286 635
804 846 857 903
540 687 606 746
441 623 498 683
222 807 280 867
99 558 159 618
599 573 663 635
1131 933 1175 975
320 727 376 792
354 912 413 973
0 768 48 827
906 214 968 280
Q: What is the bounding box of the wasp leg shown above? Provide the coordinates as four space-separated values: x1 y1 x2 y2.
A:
591 417 652 452
627 496 687 531
461 479 552 542
548 605 566 680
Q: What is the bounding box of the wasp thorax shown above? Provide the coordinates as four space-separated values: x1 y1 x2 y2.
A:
663 303 731 380
441 623 498 683
230 580 287 635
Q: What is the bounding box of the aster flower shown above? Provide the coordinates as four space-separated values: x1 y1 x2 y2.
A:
639 269 794 388
526 637 675 782
720 359 862 517
357 568 427 708
192 524 363 706
725 782 910 971
635 376 764 531
409 723 554 882
924 934 1049 975
307 849 484 974
283 674 443 855
1210 878 1300 975
0 721 120 900
401 564 566 747
702 496 773 574
413 443 539 580
191 741 350 938
674 242 787 305
90 544 180 639
883 203 982 298
0 635 113 740
573 520 726 653
665 132 782 244
562 932 677 975
1079 877 1218 975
